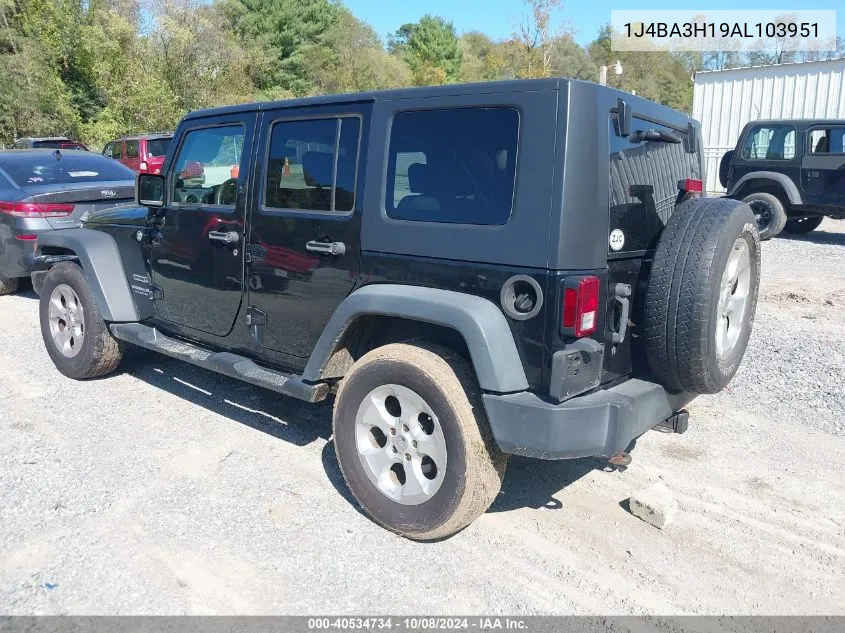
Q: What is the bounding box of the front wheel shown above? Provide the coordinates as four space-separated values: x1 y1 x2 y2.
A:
39 263 123 379
333 342 506 541
783 215 824 235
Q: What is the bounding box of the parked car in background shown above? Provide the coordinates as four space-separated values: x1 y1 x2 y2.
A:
14 137 90 151
720 119 845 239
103 133 172 174
0 150 135 295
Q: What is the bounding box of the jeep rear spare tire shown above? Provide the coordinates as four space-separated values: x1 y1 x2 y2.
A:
741 191 787 240
333 342 507 541
644 197 760 394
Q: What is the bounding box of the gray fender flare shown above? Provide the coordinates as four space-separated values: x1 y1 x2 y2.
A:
728 171 802 205
37 229 139 322
302 284 530 393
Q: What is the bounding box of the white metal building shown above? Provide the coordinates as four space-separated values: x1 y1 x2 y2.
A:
692 58 845 194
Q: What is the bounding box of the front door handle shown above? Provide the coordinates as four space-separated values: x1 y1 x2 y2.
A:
208 230 239 244
306 240 346 256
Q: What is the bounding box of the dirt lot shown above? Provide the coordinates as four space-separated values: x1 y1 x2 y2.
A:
1 220 844 615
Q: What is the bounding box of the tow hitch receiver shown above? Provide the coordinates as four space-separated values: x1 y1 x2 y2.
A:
655 409 689 434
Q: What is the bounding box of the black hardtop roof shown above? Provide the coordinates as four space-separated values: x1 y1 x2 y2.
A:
183 78 697 131
743 118 845 128
184 78 564 120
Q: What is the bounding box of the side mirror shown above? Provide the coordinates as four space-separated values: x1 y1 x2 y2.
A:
137 173 165 208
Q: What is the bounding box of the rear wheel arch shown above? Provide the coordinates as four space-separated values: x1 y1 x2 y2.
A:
303 285 529 394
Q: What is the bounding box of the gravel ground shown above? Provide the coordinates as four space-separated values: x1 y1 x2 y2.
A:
1 220 844 615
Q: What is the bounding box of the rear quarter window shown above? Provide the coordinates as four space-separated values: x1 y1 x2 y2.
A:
385 107 519 225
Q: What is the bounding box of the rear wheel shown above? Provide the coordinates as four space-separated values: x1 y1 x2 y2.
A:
333 342 506 540
783 215 823 235
644 197 760 394
39 263 123 379
741 191 787 240
0 275 19 296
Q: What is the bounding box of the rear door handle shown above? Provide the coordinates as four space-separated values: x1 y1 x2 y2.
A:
208 230 239 244
306 240 346 256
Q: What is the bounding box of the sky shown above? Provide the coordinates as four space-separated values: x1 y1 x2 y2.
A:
343 0 845 47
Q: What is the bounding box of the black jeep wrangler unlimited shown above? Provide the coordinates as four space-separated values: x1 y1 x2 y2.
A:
720 119 845 239
31 79 760 540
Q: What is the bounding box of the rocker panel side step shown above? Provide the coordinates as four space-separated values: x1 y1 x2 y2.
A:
109 323 329 403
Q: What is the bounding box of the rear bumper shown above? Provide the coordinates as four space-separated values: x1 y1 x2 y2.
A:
482 379 695 460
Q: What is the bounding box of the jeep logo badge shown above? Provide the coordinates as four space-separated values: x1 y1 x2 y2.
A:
101 189 117 198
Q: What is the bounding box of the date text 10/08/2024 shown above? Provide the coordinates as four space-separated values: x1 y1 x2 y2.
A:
624 22 820 39
307 618 528 630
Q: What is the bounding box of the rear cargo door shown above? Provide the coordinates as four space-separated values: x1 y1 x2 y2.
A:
604 113 702 383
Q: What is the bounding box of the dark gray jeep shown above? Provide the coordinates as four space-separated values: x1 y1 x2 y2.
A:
31 79 760 540
720 119 845 239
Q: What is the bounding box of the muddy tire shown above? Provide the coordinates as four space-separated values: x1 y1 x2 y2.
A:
0 274 19 295
333 342 506 541
39 263 123 379
644 197 760 394
741 191 787 240
783 215 824 235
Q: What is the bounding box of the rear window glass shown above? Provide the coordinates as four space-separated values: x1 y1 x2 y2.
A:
0 154 135 187
386 108 519 225
146 138 171 157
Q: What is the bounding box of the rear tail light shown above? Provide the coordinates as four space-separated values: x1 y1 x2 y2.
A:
561 276 600 338
681 178 703 193
0 201 75 218
140 162 148 172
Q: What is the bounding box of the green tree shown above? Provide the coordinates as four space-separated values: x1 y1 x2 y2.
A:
390 15 461 85
302 9 411 94
220 0 341 95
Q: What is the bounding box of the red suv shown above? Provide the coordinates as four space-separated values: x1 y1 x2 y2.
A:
102 133 172 174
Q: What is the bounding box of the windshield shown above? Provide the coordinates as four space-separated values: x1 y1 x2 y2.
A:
0 153 135 187
146 138 171 157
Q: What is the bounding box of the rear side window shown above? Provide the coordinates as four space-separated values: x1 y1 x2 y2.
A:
385 108 519 225
111 142 123 159
146 138 171 157
263 117 360 213
0 154 135 186
125 140 140 159
808 127 845 154
741 124 796 160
